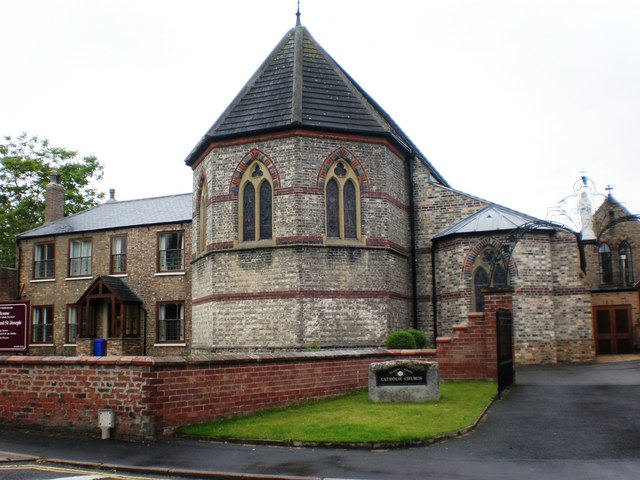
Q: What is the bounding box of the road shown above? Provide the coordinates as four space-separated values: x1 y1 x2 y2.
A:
1 360 639 479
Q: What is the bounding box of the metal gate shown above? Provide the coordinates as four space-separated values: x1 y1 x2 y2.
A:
496 308 514 395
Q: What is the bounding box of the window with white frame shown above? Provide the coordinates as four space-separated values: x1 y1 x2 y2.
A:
33 242 55 279
157 302 184 342
158 232 184 271
110 235 127 274
32 305 54 343
66 305 78 343
69 239 92 276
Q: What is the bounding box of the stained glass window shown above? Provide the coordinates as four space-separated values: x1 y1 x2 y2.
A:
343 180 357 239
326 178 340 238
243 183 255 242
259 181 272 240
599 243 613 284
619 242 633 286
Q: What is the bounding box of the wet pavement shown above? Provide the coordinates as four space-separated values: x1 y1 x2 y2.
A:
1 359 639 479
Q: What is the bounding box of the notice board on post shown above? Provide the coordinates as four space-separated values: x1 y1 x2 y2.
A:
0 301 29 353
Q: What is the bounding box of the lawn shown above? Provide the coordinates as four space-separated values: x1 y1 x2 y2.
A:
177 380 497 445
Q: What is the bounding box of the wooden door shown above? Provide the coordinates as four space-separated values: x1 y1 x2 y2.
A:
593 305 633 354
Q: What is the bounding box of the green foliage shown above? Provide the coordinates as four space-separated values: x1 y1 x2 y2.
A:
177 381 497 444
384 330 416 349
0 133 104 267
407 328 429 349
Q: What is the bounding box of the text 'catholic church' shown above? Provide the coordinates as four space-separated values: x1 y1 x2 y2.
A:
12 16 640 364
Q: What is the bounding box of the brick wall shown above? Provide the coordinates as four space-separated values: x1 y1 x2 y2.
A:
18 221 191 357
0 310 498 440
0 268 18 300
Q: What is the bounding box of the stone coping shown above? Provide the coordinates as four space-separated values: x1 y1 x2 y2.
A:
0 348 437 367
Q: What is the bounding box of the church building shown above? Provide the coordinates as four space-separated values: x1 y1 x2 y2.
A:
11 17 610 364
184 19 594 364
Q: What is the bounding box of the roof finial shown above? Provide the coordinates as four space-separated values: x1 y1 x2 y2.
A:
296 0 301 26
605 184 614 197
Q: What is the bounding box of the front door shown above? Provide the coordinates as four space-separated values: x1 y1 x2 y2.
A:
593 305 633 354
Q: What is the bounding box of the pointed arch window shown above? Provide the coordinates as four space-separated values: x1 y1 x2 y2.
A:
471 246 509 312
599 243 613 285
239 162 273 242
619 242 633 286
324 160 361 241
198 181 208 254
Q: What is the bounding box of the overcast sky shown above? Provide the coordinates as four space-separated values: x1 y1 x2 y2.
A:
1 0 638 227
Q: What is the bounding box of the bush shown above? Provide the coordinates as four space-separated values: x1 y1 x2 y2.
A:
384 330 416 349
407 329 428 349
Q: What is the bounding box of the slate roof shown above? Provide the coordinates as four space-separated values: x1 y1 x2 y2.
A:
434 204 556 239
17 193 192 240
75 275 142 305
184 24 449 186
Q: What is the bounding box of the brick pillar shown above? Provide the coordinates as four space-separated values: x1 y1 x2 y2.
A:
44 171 64 222
482 287 514 378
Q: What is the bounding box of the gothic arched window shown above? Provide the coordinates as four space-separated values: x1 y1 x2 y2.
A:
599 243 613 285
198 180 208 254
239 162 273 242
324 160 361 241
619 242 633 286
471 246 509 312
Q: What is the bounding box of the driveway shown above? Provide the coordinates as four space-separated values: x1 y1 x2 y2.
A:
0 360 639 479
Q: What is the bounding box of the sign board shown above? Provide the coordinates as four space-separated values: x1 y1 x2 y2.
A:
0 301 30 353
376 366 427 386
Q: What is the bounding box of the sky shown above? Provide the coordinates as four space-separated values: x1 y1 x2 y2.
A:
1 0 638 227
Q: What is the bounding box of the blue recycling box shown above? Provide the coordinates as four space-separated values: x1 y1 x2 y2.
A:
93 338 107 356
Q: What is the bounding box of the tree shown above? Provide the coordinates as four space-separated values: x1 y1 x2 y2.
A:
0 133 104 267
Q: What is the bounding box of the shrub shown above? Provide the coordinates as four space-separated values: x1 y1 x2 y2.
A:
407 329 428 349
384 330 416 349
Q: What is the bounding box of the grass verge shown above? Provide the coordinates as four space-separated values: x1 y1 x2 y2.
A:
177 380 497 445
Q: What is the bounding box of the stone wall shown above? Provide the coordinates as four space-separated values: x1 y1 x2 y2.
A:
191 133 414 350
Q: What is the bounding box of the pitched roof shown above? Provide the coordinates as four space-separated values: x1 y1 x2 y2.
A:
184 24 448 186
17 193 192 240
76 275 142 305
434 204 556 239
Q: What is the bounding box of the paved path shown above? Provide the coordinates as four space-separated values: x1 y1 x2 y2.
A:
1 360 639 479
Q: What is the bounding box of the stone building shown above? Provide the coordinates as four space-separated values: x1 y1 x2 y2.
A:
15 178 192 356
585 193 640 354
184 21 594 363
10 19 598 364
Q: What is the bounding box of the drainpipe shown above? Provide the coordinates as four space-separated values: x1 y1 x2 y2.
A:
431 238 438 343
142 307 148 356
15 241 22 300
407 155 419 330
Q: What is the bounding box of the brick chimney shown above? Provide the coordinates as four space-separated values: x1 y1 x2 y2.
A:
44 170 64 222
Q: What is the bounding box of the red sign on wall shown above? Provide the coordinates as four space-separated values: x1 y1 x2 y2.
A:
0 301 29 353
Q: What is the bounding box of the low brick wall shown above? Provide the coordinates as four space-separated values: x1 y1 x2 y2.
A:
0 306 500 440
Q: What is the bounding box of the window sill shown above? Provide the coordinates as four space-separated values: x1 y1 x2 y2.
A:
65 276 93 281
155 271 186 277
30 344 54 347
109 273 128 278
153 343 186 347
63 343 77 347
30 278 55 283
323 236 366 247
233 239 276 250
